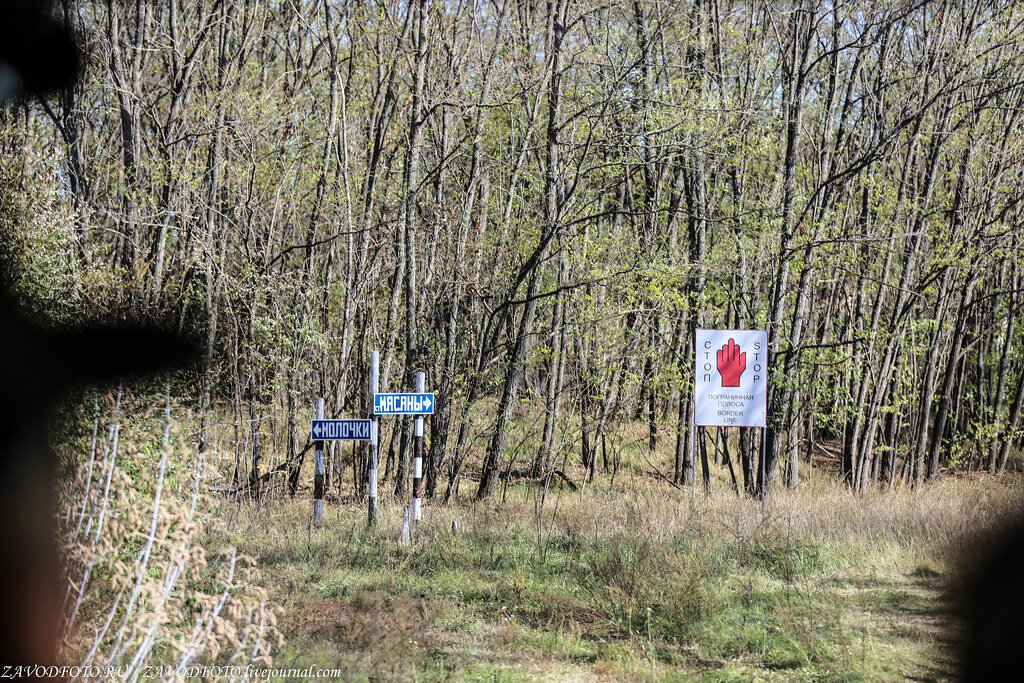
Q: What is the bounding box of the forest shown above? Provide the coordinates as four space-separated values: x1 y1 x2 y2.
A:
3 0 1024 678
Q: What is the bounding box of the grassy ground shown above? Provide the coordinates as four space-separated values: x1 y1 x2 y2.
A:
223 453 1024 681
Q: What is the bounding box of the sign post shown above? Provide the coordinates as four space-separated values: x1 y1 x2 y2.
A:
365 363 432 530
412 372 425 522
311 419 371 441
694 330 767 428
368 351 380 527
310 412 373 529
313 398 325 528
693 329 768 511
373 392 434 415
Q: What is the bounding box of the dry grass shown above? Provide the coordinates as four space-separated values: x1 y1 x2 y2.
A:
56 392 284 678
55 393 1024 680
225 463 1024 681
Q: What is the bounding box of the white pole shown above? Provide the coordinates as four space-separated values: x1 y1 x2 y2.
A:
401 505 411 545
368 351 380 526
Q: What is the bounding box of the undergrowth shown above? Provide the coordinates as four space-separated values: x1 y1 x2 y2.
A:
54 393 1024 680
231 472 1021 680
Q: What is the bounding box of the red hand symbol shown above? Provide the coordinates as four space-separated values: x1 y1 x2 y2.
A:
716 338 746 387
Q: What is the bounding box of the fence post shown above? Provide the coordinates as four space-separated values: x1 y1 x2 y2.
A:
368 351 380 526
413 371 425 522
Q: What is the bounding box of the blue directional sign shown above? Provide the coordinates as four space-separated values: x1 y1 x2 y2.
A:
311 419 372 441
373 393 434 415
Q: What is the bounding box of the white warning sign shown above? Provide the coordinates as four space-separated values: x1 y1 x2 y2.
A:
694 329 767 427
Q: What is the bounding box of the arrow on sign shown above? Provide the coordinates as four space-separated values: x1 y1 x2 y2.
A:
310 419 372 441
373 393 435 415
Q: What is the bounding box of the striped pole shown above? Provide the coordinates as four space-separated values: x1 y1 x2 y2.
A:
368 351 380 526
413 371 425 522
314 397 325 527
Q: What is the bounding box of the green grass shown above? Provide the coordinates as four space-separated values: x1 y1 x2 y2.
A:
221 466 1007 681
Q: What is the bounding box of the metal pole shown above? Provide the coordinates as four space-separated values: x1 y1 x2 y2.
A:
368 351 380 526
413 371 425 522
313 398 325 528
689 421 696 518
760 426 766 518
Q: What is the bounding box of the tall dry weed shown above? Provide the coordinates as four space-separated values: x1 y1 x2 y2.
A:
57 390 282 678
